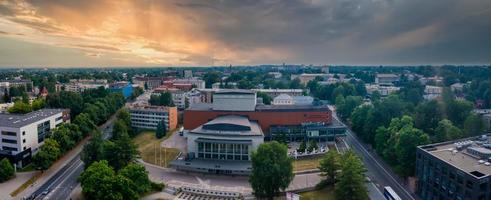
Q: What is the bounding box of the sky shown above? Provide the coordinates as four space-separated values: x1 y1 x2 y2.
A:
0 0 491 68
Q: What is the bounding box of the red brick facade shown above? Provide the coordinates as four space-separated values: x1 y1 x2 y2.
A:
183 109 332 133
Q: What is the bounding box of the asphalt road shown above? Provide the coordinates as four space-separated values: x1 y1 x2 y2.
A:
331 109 419 200
28 115 116 200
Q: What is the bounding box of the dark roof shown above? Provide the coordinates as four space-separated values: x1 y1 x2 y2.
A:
214 89 255 95
0 109 66 128
190 115 263 136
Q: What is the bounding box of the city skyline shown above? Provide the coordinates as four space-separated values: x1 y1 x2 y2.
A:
1 0 491 67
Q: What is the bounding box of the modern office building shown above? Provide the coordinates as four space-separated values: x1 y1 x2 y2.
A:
129 105 178 131
0 109 70 168
184 90 346 142
172 115 264 175
416 134 491 200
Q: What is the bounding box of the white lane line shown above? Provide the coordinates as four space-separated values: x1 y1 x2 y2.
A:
346 130 414 200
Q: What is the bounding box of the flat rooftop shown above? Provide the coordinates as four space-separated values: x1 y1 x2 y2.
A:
190 115 263 136
0 108 66 128
419 134 491 179
188 103 330 112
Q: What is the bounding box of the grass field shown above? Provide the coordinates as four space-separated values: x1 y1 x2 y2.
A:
293 156 323 172
299 186 336 200
132 131 180 167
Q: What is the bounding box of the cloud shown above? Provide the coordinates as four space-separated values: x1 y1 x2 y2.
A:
0 0 491 67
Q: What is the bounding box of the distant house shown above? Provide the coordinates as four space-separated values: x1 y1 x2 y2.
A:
375 74 400 85
423 85 443 100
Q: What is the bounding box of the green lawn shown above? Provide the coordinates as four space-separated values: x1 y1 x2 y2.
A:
293 156 323 172
300 186 335 200
132 131 180 167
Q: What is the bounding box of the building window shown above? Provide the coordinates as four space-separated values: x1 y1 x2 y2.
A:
23 139 26 143
1 131 16 136
2 146 17 151
22 131 25 136
2 139 17 144
37 120 51 143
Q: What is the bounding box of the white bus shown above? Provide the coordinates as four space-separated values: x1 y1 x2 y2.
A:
383 186 402 200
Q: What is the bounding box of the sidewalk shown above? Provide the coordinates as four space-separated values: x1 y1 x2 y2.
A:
0 171 38 200
14 136 89 199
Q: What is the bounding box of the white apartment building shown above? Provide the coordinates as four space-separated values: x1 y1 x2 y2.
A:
0 109 69 167
424 85 443 100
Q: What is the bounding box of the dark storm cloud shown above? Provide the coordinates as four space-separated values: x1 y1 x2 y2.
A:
0 0 490 66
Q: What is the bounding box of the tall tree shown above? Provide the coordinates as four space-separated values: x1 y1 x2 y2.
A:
156 121 166 139
335 151 369 200
319 150 341 184
119 163 152 194
81 132 105 167
434 119 463 142
249 141 293 200
105 132 138 170
0 158 15 183
464 113 490 136
32 139 61 170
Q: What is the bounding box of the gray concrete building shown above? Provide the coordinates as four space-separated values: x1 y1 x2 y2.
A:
416 134 491 200
212 90 256 111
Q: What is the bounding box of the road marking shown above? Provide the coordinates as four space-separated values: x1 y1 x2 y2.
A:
346 130 415 200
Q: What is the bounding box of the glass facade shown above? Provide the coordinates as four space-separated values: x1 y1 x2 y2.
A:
196 142 250 161
269 123 346 142
37 120 51 143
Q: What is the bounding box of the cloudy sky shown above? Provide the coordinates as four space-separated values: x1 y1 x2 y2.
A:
0 0 490 67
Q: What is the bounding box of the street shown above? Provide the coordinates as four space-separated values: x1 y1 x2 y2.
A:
330 107 419 200
27 113 117 200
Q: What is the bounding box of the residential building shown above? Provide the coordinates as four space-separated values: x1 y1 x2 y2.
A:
56 79 108 92
473 109 491 128
211 82 238 89
129 105 178 131
451 83 466 93
172 78 205 89
416 134 491 200
375 74 400 85
0 109 70 168
291 73 330 85
419 76 444 85
251 88 304 98
172 115 264 175
365 84 400 96
132 77 166 89
153 86 187 109
424 85 443 100
268 72 282 79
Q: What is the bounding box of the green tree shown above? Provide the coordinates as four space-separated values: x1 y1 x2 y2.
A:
298 140 307 153
318 150 341 184
113 119 129 140
105 132 138 170
79 160 139 200
50 126 75 153
0 158 15 183
335 151 369 200
159 92 174 106
464 113 490 136
250 141 293 200
307 140 318 152
73 113 96 136
119 163 152 194
32 139 61 170
434 119 463 142
413 100 443 135
395 124 430 176
81 132 105 167
336 95 363 120
8 101 32 114
374 127 390 155
446 100 473 127
257 92 272 105
31 98 46 110
156 121 166 139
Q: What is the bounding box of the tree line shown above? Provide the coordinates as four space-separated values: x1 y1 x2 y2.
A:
32 89 125 170
79 109 162 199
335 80 489 177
